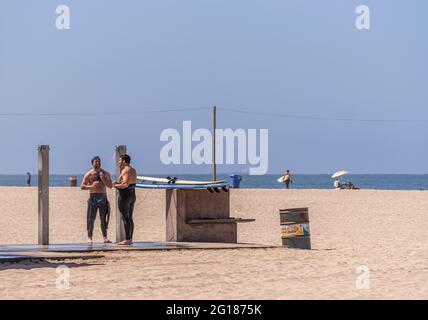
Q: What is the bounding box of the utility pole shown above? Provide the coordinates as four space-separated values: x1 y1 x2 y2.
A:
212 106 217 181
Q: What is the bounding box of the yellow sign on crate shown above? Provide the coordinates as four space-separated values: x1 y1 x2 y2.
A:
281 223 309 238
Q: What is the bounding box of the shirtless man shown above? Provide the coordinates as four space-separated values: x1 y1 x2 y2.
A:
283 170 293 189
113 154 137 245
81 156 113 244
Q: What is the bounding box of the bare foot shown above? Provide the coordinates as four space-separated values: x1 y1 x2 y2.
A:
118 240 132 245
87 238 93 244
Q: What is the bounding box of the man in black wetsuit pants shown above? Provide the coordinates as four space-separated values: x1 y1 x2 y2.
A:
81 156 113 244
113 154 137 245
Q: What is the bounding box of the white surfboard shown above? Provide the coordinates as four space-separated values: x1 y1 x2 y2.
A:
278 175 293 183
136 183 229 190
137 175 225 185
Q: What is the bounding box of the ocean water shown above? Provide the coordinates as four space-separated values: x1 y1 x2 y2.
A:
1 174 428 190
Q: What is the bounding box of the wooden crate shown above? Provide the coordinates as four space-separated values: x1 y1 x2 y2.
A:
280 207 311 249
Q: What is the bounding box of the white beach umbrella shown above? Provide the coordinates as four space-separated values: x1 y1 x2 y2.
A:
331 170 348 179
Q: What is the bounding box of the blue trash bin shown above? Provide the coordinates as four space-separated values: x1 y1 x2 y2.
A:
229 174 242 188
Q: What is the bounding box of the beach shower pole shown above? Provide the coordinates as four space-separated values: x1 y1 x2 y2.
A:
212 105 217 181
38 145 49 245
115 145 127 242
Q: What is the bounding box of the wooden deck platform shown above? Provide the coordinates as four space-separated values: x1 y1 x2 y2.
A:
0 242 275 263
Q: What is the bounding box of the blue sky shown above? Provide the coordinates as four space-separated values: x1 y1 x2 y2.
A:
0 0 427 174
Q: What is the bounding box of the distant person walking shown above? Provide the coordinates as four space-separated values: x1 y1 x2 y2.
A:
26 172 31 186
81 156 113 244
282 170 293 189
113 154 137 246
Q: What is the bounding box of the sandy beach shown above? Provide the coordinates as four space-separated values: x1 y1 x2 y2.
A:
1 187 428 299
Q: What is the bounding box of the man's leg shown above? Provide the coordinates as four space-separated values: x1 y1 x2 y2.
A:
87 198 97 242
127 193 136 240
99 199 110 242
118 195 132 241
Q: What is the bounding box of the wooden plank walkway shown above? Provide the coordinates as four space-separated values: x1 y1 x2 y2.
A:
0 242 275 263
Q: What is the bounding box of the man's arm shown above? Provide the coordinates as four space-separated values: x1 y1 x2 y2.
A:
113 169 130 189
100 171 113 189
80 173 91 190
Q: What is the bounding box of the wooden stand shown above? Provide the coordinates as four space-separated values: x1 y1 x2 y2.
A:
166 189 254 243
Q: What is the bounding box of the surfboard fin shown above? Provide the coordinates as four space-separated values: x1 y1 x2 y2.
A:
166 176 178 184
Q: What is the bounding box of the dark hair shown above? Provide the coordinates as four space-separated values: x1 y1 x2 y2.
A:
91 156 101 164
120 154 131 164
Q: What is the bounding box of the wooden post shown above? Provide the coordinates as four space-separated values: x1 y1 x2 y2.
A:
115 145 127 242
212 105 217 181
38 145 49 245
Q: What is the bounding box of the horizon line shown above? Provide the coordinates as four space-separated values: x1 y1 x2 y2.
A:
1 173 428 176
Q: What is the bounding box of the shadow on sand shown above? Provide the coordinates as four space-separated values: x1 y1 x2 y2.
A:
0 259 104 271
